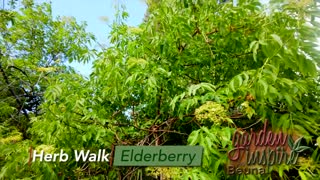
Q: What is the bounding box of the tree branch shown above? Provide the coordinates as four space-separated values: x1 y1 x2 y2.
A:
0 67 28 118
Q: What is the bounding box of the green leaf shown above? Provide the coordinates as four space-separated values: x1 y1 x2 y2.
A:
253 42 259 62
249 40 258 50
229 75 243 92
198 171 210 180
284 94 292 106
279 165 284 177
242 72 250 85
257 79 268 95
271 34 283 46
294 125 310 137
279 78 294 86
205 136 213 149
303 59 317 77
298 170 308 180
188 130 200 145
293 100 303 111
250 41 259 62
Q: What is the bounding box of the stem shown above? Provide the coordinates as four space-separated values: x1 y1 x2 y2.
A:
0 62 30 138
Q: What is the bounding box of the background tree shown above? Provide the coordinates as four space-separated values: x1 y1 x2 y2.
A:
0 0 94 178
1 0 319 179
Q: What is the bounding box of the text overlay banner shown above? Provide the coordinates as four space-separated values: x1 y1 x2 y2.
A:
113 146 203 166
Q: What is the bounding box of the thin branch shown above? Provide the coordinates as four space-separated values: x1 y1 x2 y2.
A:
242 118 263 130
111 105 127 118
206 28 219 35
132 124 188 136
0 62 30 123
180 116 197 125
122 167 139 180
150 131 166 145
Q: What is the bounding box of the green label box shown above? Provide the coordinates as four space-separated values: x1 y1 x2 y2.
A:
113 146 203 166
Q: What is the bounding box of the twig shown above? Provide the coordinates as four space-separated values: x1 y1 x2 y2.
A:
0 63 30 128
137 133 153 145
122 167 139 180
150 131 166 145
132 124 188 136
242 118 263 130
206 28 218 35
180 117 196 125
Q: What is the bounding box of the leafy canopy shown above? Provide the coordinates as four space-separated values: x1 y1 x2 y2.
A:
1 0 320 179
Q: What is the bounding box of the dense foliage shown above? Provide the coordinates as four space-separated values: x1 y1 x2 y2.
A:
1 0 320 179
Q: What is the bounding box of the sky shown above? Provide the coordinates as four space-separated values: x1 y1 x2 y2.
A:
50 0 147 77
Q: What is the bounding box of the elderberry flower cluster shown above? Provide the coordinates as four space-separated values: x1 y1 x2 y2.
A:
195 101 228 125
